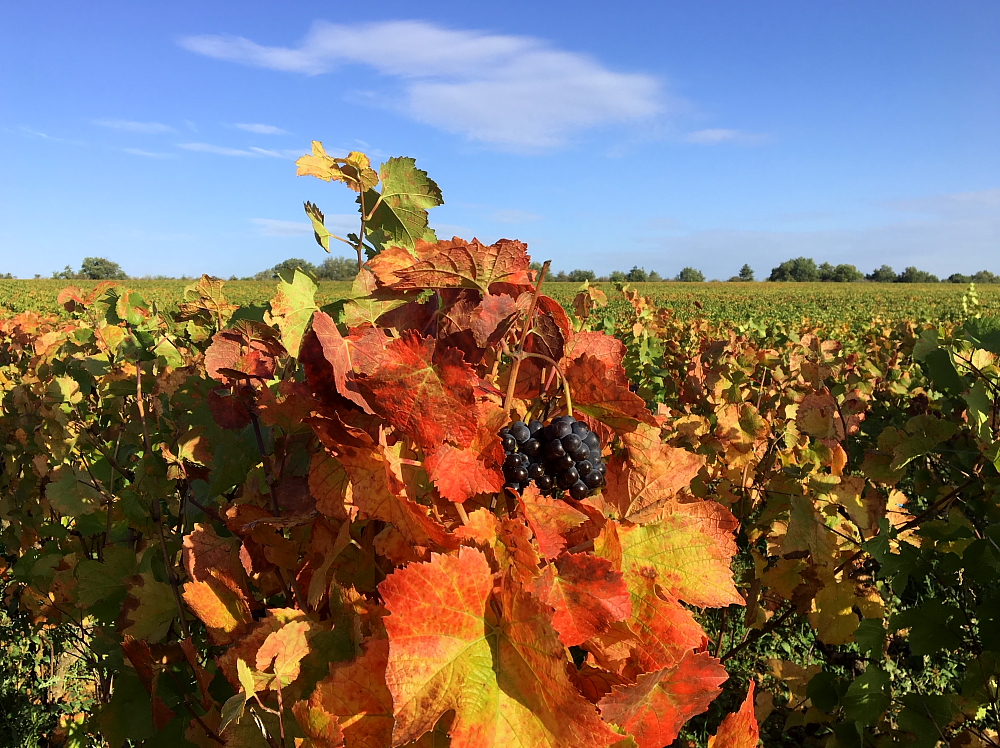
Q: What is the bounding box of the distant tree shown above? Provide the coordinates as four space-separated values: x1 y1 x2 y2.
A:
896 266 939 283
866 265 897 283
818 262 864 282
768 257 819 282
738 264 755 281
676 267 706 282
79 257 128 280
608 270 628 282
951 270 1000 284
316 256 359 281
551 271 569 282
254 258 317 281
567 269 596 283
0 272 12 279
647 270 663 282
626 266 649 283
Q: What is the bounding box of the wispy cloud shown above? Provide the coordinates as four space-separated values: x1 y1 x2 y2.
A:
123 148 172 158
178 142 301 158
489 209 542 224
179 20 665 150
253 214 360 237
236 123 288 135
683 128 769 145
93 118 175 134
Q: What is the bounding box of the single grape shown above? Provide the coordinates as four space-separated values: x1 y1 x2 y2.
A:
576 460 593 477
501 434 517 452
561 433 582 453
572 421 589 437
545 439 566 459
521 438 540 457
569 481 589 500
583 432 600 450
528 419 544 435
537 474 555 491
510 466 529 483
528 462 546 480
569 445 590 462
558 467 580 487
546 421 573 440
510 421 530 443
552 453 575 471
584 471 604 488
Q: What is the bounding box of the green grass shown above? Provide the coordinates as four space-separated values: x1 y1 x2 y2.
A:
2 279 996 328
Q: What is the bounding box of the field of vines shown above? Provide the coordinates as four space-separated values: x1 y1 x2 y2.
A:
4 279 1000 332
1 144 999 748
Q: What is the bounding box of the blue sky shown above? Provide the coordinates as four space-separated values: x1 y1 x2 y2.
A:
1 1 997 280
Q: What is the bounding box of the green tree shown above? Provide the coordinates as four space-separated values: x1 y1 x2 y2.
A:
79 257 128 280
866 264 897 283
608 270 627 282
896 266 939 283
768 257 819 282
676 267 706 282
818 262 864 282
738 264 754 281
254 258 317 281
567 269 596 283
626 266 649 283
315 256 359 281
647 270 663 282
950 270 1000 284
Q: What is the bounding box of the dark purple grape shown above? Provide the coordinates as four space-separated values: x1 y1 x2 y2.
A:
554 415 575 424
572 421 589 437
510 421 530 443
528 462 546 480
503 482 522 493
507 467 526 483
499 427 511 437
528 419 544 435
547 421 572 440
553 453 575 471
561 434 582 453
576 460 593 477
583 432 600 450
584 471 604 488
537 474 555 491
558 467 580 487
545 439 565 459
569 481 590 500
570 445 591 462
521 438 540 457
501 434 517 452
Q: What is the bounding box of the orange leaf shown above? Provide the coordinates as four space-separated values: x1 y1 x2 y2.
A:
598 651 728 748
530 552 631 647
519 486 589 559
708 681 760 748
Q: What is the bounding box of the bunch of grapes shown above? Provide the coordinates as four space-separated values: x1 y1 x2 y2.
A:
499 415 606 500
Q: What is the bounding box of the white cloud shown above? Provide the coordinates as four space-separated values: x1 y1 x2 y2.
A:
179 20 665 149
489 209 542 224
93 118 175 134
683 128 769 145
177 142 301 158
253 214 359 237
124 148 172 158
236 123 288 135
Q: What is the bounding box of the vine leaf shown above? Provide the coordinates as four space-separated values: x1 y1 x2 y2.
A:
625 575 706 675
708 681 761 748
369 237 533 293
530 552 631 648
424 402 507 503
308 311 374 413
358 332 479 453
255 619 313 689
296 142 378 192
611 503 743 608
364 156 443 249
598 651 728 748
518 487 589 559
265 268 318 358
380 547 619 748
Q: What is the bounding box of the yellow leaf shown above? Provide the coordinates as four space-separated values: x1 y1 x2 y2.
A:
809 580 859 645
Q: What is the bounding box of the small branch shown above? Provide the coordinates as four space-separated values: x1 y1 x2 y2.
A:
520 351 573 417
455 503 470 526
503 261 551 414
720 605 796 662
151 497 190 639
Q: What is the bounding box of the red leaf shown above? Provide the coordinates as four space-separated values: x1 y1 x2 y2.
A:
369 237 533 293
625 575 706 675
530 552 631 647
379 548 618 748
708 681 760 748
204 322 284 383
518 487 589 559
309 311 375 413
598 651 728 748
565 353 658 433
563 332 625 368
425 402 506 503
309 638 393 748
358 332 478 453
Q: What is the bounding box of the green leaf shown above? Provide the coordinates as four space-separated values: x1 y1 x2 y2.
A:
890 599 964 656
854 618 886 657
76 545 136 607
121 572 178 642
965 379 993 443
842 666 890 727
267 268 318 358
98 672 155 748
922 348 964 394
363 157 443 250
219 693 247 735
46 468 102 518
890 415 959 471
304 200 333 252
897 693 955 748
806 671 844 713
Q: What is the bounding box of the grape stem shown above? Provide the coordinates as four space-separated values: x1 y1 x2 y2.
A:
503 260 554 415
519 351 573 418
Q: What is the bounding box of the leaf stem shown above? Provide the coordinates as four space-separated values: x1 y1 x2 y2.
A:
503 261 551 415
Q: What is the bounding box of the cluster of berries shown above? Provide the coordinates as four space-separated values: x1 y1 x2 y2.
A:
500 415 606 500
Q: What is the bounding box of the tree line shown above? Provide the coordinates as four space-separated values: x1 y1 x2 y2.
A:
4 255 996 284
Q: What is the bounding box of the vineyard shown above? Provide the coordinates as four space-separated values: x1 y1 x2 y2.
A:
1 145 999 748
4 279 1000 331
